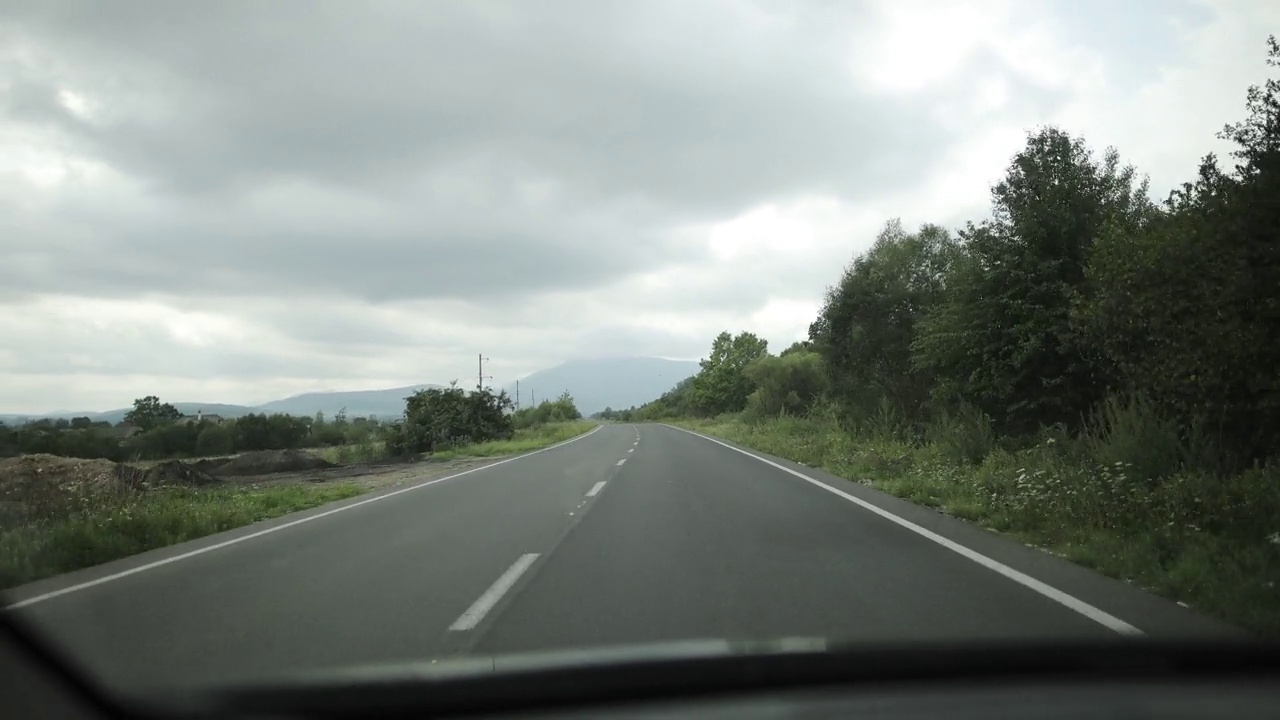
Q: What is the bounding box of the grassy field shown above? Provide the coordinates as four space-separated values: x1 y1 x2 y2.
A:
0 483 364 590
430 421 596 460
671 414 1280 636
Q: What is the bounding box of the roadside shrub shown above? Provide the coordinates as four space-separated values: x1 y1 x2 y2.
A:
512 392 582 429
743 350 829 418
387 386 514 455
926 401 996 465
857 396 912 443
195 424 234 457
1084 393 1186 485
332 438 386 464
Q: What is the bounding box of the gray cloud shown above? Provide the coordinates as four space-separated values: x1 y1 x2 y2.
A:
1 0 965 307
1 0 1252 413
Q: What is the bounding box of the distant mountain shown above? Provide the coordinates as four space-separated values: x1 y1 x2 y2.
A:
1 387 437 425
504 357 698 416
0 403 257 426
253 385 439 419
111 402 257 425
2 357 698 425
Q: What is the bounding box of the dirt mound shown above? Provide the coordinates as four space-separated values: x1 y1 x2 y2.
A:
0 454 146 500
191 458 229 474
215 450 336 477
0 455 222 503
143 460 221 487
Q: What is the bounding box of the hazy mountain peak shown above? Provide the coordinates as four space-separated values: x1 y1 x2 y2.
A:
504 356 698 415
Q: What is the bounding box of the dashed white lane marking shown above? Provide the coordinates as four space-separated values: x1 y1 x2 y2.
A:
665 424 1144 637
586 481 606 497
627 448 634 453
6 426 602 611
449 553 540 631
616 458 627 466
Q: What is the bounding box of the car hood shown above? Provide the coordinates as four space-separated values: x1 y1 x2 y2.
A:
271 636 830 684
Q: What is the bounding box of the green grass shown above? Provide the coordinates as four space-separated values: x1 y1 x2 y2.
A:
430 421 596 460
315 439 387 464
0 483 365 590
670 415 1280 636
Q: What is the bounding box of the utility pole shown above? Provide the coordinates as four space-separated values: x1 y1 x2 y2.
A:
477 353 491 393
515 379 520 410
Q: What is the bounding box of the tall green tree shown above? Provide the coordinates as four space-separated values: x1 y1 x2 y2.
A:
1073 37 1280 465
123 396 182 432
810 220 955 423
743 350 828 417
690 331 769 415
912 128 1154 433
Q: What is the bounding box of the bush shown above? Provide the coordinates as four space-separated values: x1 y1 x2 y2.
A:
1083 394 1187 485
331 438 386 464
195 424 234 457
386 386 514 456
926 401 996 465
512 392 582 429
743 350 828 418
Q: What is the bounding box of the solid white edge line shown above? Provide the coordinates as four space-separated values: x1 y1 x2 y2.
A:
5 426 603 611
448 553 540 631
616 458 627 466
664 425 1144 637
586 481 607 497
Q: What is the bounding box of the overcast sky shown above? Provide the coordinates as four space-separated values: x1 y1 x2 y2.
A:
1 0 1276 413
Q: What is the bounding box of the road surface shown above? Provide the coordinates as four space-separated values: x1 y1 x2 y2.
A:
3 423 1236 694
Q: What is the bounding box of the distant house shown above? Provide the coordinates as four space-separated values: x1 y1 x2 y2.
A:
179 411 225 426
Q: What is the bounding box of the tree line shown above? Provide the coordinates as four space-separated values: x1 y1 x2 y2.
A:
0 397 386 462
621 37 1280 477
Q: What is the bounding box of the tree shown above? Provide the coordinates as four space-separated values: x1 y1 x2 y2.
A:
912 128 1153 433
512 391 581 428
780 340 813 357
810 220 955 423
744 350 829 417
57 427 124 461
126 422 199 459
196 424 234 456
0 422 15 457
1072 37 1280 466
690 331 769 415
123 396 182 432
386 387 514 455
630 375 697 420
70 416 93 430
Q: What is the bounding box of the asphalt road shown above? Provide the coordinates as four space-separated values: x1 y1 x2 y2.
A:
4 423 1237 694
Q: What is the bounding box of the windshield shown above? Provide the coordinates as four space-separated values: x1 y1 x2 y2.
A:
2 0 1277 701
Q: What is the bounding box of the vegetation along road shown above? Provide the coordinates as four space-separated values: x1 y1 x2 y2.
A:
6 422 1236 695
